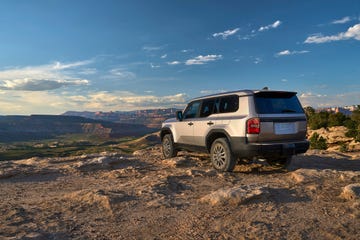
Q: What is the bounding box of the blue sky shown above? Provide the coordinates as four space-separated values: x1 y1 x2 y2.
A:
0 0 360 114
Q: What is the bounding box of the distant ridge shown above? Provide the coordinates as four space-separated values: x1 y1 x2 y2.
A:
0 115 155 142
62 108 179 128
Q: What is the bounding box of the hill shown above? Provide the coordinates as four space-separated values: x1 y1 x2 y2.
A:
0 115 155 142
62 108 179 128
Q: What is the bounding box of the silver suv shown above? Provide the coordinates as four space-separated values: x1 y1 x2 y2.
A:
160 89 309 172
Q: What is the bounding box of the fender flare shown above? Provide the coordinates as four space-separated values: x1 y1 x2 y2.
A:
205 129 232 151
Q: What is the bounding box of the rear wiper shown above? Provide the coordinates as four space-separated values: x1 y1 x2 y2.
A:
282 109 297 113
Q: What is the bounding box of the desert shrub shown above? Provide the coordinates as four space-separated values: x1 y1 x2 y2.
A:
309 132 327 150
328 112 346 127
304 106 315 119
351 107 360 123
344 119 360 142
308 111 330 130
339 143 348 153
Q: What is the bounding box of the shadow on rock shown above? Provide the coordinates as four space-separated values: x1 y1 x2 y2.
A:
268 188 311 204
290 154 360 171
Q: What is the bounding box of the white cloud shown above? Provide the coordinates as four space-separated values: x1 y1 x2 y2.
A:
161 54 167 59
258 20 282 32
0 78 88 91
109 68 136 79
213 28 240 39
150 63 160 69
53 60 94 70
331 16 352 24
167 61 181 65
0 60 92 91
253 57 262 64
275 49 309 57
0 90 188 115
299 91 360 108
83 91 188 110
305 23 360 43
185 55 222 65
0 91 80 114
181 49 193 53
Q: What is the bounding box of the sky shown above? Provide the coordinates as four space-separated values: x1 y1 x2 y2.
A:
0 0 360 115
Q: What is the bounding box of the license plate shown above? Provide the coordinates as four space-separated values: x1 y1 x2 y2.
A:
274 122 296 135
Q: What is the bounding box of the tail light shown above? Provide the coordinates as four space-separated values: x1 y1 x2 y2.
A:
247 118 260 134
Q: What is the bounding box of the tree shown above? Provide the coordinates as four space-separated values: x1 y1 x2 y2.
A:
328 112 346 127
346 108 360 142
308 111 329 130
304 106 315 119
351 108 360 124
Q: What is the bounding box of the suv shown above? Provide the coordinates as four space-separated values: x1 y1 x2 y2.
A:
160 89 309 172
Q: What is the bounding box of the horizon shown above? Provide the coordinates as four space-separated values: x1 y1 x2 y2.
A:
0 0 360 115
0 104 358 117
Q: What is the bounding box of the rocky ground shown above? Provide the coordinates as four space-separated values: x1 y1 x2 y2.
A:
1 144 360 239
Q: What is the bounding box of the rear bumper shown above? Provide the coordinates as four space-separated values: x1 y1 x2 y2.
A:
230 137 309 159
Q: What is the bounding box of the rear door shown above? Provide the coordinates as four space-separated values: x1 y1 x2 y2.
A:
253 91 307 142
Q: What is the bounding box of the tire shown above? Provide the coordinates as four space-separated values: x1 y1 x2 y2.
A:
162 134 178 158
210 138 236 172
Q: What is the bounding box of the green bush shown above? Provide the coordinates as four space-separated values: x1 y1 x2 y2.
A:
328 112 346 127
309 132 327 150
308 111 330 130
339 143 348 153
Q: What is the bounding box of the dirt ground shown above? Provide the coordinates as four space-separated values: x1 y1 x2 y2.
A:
1 146 360 240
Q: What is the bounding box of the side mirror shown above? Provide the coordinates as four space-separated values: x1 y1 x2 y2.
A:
176 110 183 121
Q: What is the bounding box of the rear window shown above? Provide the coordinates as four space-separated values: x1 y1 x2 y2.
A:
254 92 304 114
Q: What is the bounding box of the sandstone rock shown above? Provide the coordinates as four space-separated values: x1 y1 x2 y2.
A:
75 155 125 170
290 169 323 183
308 126 353 145
341 183 360 201
200 184 268 206
348 140 360 152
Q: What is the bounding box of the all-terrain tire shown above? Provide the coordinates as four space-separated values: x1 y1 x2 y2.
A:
210 138 236 172
162 134 178 158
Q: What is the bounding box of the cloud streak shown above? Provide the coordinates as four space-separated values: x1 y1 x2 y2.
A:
331 16 352 24
0 78 88 91
167 61 181 65
305 23 360 43
213 28 240 39
238 20 282 40
185 55 222 65
258 20 282 32
275 49 310 57
109 68 136 79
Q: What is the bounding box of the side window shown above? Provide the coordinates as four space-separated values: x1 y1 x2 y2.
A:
183 101 201 119
200 99 215 117
213 98 220 114
219 95 239 113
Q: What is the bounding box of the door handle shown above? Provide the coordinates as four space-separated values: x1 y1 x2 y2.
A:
207 121 214 126
188 122 194 126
